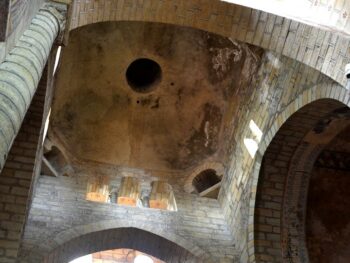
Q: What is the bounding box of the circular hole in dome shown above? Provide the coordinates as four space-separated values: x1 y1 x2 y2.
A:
126 58 161 93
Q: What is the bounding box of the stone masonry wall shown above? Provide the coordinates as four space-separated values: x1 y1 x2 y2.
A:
0 0 45 63
0 66 49 263
19 175 236 263
69 0 350 86
3 1 349 263
18 51 350 263
253 99 345 262
45 228 198 263
62 4 350 258
217 49 349 262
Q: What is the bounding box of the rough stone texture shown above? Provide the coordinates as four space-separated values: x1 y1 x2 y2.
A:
19 175 235 262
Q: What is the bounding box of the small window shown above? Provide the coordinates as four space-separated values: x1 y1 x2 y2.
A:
192 169 221 199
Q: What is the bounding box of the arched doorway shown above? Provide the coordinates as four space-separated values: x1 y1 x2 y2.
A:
254 99 350 262
43 228 199 263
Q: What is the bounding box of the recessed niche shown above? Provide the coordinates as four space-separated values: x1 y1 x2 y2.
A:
126 58 161 93
192 169 221 198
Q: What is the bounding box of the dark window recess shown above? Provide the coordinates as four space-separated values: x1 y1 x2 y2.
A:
192 169 221 193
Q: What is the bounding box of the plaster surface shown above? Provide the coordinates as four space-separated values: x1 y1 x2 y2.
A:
51 21 263 173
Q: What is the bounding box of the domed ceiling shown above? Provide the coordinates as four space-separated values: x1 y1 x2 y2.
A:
50 21 263 173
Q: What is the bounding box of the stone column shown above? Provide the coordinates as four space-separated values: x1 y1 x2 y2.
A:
0 4 65 171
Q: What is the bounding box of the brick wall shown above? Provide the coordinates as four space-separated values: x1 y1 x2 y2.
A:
0 66 49 262
254 99 344 262
224 0 350 36
217 49 349 262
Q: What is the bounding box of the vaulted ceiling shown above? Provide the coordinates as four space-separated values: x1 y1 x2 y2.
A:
50 21 263 173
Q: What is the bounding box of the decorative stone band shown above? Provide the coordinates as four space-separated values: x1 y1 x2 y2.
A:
0 4 65 171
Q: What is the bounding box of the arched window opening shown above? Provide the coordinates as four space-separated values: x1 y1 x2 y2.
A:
254 99 350 263
149 181 177 211
192 169 221 199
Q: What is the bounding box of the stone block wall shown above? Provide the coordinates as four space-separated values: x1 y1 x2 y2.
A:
217 49 349 262
0 0 45 63
45 228 198 263
253 99 344 262
19 175 236 262
0 66 49 263
0 1 348 263
69 0 350 86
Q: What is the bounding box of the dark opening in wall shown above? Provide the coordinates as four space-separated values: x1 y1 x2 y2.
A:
192 169 221 194
126 58 161 93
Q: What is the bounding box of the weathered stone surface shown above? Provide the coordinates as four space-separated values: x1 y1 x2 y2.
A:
50 21 263 173
19 175 235 262
0 1 349 263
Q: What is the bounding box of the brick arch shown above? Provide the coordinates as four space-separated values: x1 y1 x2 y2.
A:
39 220 209 263
184 161 224 193
251 94 350 262
69 0 350 86
43 227 200 263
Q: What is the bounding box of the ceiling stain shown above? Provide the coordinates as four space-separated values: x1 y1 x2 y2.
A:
50 21 263 173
